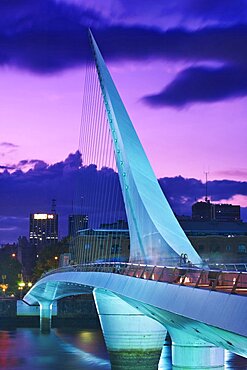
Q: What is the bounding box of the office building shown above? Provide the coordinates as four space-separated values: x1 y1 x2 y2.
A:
70 227 129 264
192 201 240 222
29 213 58 246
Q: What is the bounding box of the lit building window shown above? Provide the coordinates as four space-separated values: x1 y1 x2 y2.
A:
238 245 247 253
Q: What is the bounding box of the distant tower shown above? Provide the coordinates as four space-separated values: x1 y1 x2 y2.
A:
68 215 88 238
51 198 56 213
204 171 209 202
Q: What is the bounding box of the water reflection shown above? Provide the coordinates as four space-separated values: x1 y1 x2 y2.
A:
0 326 246 369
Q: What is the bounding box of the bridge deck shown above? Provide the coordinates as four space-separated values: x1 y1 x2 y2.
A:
42 263 247 296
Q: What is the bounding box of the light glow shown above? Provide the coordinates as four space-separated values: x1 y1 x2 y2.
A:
33 213 54 220
34 213 48 220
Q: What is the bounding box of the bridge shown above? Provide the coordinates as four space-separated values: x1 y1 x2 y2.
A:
24 31 247 369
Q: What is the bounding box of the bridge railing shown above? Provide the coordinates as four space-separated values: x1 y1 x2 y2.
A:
41 262 247 295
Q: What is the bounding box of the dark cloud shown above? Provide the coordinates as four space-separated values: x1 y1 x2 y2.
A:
0 0 105 73
0 152 125 243
181 0 247 24
214 169 247 180
115 0 247 26
1 0 247 73
142 65 247 107
159 176 247 215
0 142 19 148
167 176 247 223
1 153 247 243
0 165 15 170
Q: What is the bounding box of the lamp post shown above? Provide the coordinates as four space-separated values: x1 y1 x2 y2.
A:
0 283 8 297
18 280 26 299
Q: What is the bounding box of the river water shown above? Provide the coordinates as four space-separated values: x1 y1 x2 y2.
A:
0 325 246 369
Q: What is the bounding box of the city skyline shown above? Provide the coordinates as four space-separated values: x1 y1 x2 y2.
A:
1 0 247 242
1 151 247 244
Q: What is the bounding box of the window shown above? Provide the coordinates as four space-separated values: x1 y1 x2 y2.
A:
210 245 220 253
226 245 231 252
238 245 247 254
111 244 122 254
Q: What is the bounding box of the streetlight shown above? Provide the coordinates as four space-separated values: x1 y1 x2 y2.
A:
0 283 8 297
18 281 25 299
2 274 6 284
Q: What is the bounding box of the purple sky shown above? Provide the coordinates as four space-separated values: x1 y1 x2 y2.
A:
1 0 247 243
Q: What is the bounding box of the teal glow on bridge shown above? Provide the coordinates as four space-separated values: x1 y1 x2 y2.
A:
89 30 202 267
24 31 247 369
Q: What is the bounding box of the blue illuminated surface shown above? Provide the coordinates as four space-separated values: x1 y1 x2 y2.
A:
89 31 202 267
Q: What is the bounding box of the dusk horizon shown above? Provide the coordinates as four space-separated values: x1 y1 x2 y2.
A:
1 150 247 244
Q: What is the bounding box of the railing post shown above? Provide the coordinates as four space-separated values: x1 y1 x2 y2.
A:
231 272 242 294
139 265 147 279
195 269 204 287
211 271 222 291
157 266 166 282
148 265 156 280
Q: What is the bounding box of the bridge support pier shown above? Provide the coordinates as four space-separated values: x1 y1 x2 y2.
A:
39 300 53 334
93 288 166 369
168 328 224 369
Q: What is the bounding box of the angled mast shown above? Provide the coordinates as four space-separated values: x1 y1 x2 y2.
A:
89 30 203 266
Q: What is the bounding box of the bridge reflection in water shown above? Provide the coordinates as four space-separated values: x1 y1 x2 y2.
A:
0 326 246 369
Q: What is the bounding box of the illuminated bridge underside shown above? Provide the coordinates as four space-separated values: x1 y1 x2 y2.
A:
89 32 202 266
25 271 247 358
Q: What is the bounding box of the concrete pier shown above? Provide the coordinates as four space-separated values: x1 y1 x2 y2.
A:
93 288 166 369
39 300 53 334
168 328 224 369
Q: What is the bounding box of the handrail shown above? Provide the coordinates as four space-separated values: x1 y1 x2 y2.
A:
40 262 247 296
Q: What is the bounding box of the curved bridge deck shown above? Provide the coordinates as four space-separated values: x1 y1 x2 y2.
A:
42 262 247 296
24 261 247 358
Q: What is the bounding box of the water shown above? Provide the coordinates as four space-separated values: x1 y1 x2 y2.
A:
0 325 246 369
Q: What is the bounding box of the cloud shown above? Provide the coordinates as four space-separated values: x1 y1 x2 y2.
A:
1 154 247 243
213 169 247 180
1 0 247 73
71 0 247 28
0 151 125 243
159 176 247 214
180 0 247 24
1 1 247 109
0 142 19 148
0 165 15 170
142 65 247 107
0 142 19 161
0 0 105 73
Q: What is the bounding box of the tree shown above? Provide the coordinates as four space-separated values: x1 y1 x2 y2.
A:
0 252 22 295
32 238 69 281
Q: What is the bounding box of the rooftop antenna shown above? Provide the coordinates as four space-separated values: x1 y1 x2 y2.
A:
204 172 209 202
51 198 56 213
80 195 83 214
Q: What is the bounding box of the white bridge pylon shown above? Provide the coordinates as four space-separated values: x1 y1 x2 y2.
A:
89 30 202 267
